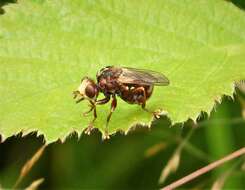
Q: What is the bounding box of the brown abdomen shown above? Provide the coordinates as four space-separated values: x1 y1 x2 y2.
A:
119 84 154 105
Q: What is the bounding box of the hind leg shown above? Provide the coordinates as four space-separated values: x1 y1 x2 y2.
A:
132 87 161 119
141 102 161 119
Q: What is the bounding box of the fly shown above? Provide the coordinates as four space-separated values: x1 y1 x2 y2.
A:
73 66 170 139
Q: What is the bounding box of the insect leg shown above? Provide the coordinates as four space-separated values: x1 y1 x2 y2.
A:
75 97 84 104
96 95 111 105
83 103 94 116
84 95 111 136
83 94 110 116
73 91 85 103
84 101 97 135
133 87 161 119
104 95 117 139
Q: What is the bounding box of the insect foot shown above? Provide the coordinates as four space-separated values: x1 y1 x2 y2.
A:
154 109 168 119
153 109 163 119
103 130 110 140
84 123 94 135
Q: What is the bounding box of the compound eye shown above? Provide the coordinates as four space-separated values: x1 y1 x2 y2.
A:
85 84 96 98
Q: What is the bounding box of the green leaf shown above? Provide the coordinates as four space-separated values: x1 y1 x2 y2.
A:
0 0 245 143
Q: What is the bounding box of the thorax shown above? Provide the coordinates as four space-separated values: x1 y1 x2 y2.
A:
97 69 121 95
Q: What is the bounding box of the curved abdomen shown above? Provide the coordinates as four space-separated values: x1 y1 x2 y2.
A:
118 84 154 105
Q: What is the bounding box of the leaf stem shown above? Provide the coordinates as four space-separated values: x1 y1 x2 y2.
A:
161 147 245 190
13 145 46 189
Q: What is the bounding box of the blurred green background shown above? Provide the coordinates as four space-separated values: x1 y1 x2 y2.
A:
0 88 245 189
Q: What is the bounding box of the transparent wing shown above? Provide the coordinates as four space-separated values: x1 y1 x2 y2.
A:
117 67 170 86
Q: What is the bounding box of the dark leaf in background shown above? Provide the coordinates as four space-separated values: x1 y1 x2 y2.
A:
230 0 245 10
0 0 16 14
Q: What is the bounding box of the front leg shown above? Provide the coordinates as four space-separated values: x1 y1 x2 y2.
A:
104 95 117 139
84 100 97 135
73 91 85 103
96 95 111 105
84 95 111 135
83 102 94 116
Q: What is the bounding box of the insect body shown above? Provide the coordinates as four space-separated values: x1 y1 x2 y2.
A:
73 66 169 139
